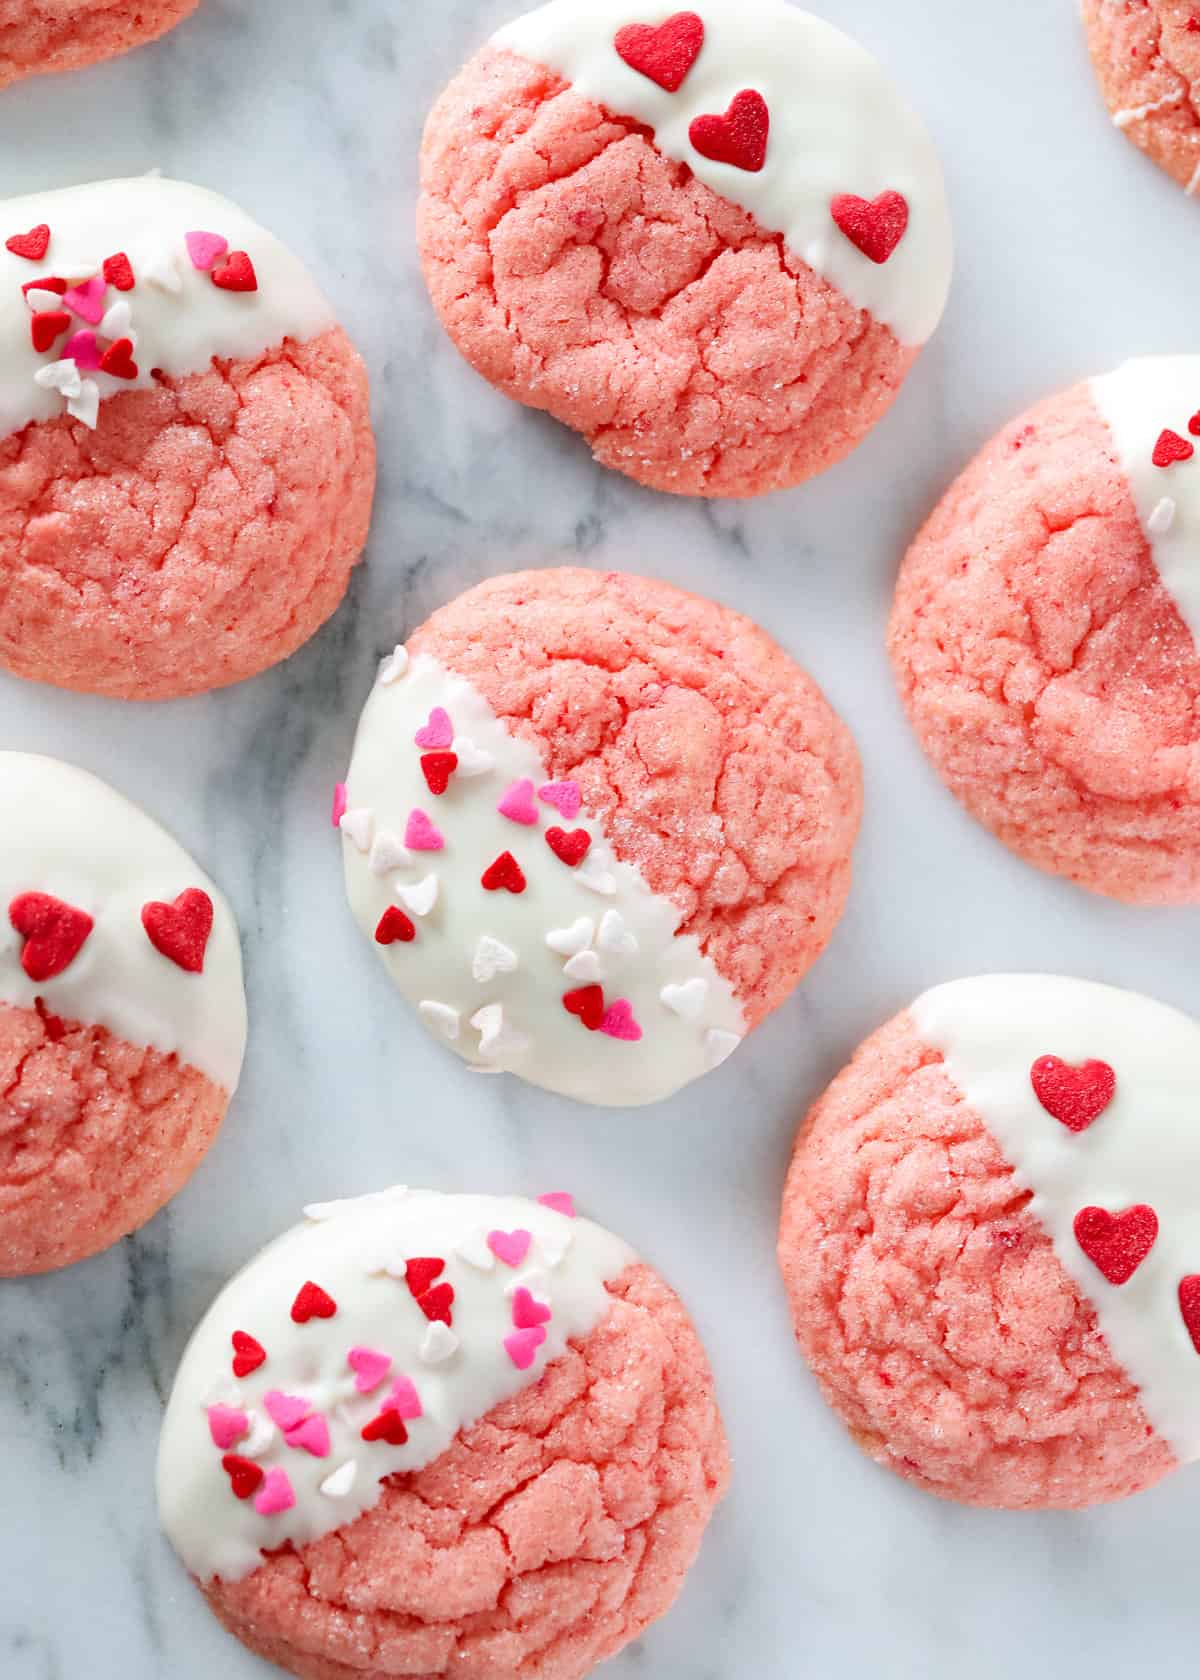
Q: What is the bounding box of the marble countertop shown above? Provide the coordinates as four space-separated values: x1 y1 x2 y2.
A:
2 1 1199 1677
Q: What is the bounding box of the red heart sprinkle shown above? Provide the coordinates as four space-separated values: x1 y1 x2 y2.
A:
689 90 770 174
1030 1055 1116 1133
405 1257 445 1297
830 190 910 265
211 250 258 293
9 892 93 981
416 1281 455 1324
1153 428 1194 468
231 1330 266 1378
99 337 138 381
614 10 704 91
1180 1276 1200 1354
103 252 135 291
362 1409 409 1446
141 888 213 973
1189 412 1200 438
563 984 605 1032
1074 1204 1159 1286
545 827 591 867
291 1281 337 1323
481 851 526 894
222 1454 264 1500
375 906 416 945
420 751 458 795
22 276 67 297
6 224 50 261
30 309 70 353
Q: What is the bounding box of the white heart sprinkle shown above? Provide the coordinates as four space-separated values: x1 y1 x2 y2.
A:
661 978 708 1020
34 358 82 398
456 1229 496 1271
320 1460 358 1499
140 242 181 292
25 287 64 314
59 256 102 282
597 909 637 956
67 379 100 429
470 1003 531 1062
576 860 617 896
379 644 409 684
359 1238 409 1278
369 829 410 876
563 949 603 983
419 999 460 1041
1148 497 1177 536
396 874 439 917
542 1235 572 1269
305 1187 408 1222
451 735 495 777
339 807 374 852
239 1412 276 1460
473 935 519 983
704 1028 741 1070
420 1321 459 1364
546 917 594 958
505 1267 551 1301
99 300 132 342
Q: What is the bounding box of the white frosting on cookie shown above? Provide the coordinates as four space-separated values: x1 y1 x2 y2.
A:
1090 357 1200 646
911 974 1200 1463
0 753 246 1090
492 0 953 346
341 653 746 1107
1 175 334 441
157 1186 634 1583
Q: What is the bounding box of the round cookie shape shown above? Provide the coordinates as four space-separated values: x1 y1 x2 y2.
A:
0 0 200 89
158 1186 730 1680
1081 0 1200 196
0 752 246 1274
338 570 862 1106
889 357 1200 903
418 0 952 497
0 176 376 699
778 974 1200 1509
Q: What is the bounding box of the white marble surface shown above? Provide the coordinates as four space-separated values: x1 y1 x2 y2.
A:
1 1 1198 1676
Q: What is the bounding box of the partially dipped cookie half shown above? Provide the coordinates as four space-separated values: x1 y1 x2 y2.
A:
0 0 201 89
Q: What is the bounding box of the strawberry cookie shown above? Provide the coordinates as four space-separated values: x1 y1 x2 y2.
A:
158 1185 730 1680
0 752 246 1275
337 569 862 1106
890 357 1200 903
779 975 1200 1509
0 175 375 699
418 1 953 497
1082 1 1200 195
0 0 200 89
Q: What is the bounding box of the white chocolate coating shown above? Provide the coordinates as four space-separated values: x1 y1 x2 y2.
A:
341 654 746 1107
492 0 953 346
157 1187 635 1583
1090 357 1200 647
911 974 1200 1463
0 753 246 1091
1 175 334 440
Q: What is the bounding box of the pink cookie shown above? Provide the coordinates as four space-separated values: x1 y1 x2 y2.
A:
1081 0 1200 194
778 975 1200 1510
341 569 862 1106
417 1 952 498
0 175 376 700
0 0 200 88
889 358 1200 903
158 1187 730 1680
0 753 246 1274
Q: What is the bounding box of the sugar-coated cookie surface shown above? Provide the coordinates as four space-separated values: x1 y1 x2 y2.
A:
418 1 952 497
0 176 376 699
889 359 1200 903
0 753 246 1274
779 975 1200 1509
159 1186 730 1680
1082 0 1200 194
0 0 200 89
339 570 862 1105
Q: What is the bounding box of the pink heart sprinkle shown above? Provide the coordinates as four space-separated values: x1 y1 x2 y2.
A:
254 1467 296 1516
414 707 453 749
207 1404 249 1449
386 1375 423 1420
185 229 229 271
512 1287 552 1330
497 779 538 825
504 1326 547 1371
331 782 347 827
284 1412 331 1458
263 1390 311 1432
538 1192 576 1218
348 1346 392 1394
538 781 582 820
64 329 101 371
600 999 643 1042
487 1228 532 1268
62 274 106 325
405 808 444 851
